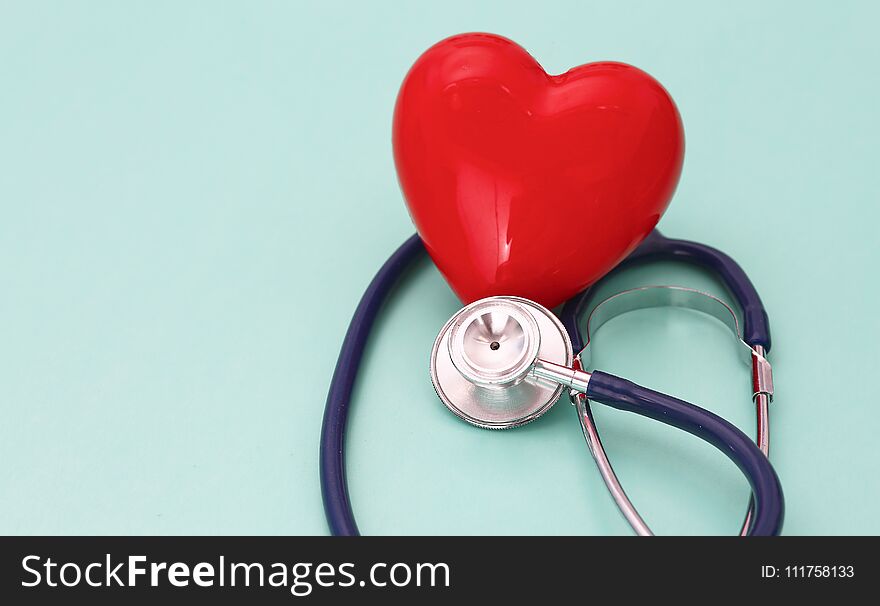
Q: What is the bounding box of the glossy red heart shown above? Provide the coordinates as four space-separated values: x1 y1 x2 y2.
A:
393 33 684 309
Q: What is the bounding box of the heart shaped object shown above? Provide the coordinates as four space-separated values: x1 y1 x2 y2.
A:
393 33 684 309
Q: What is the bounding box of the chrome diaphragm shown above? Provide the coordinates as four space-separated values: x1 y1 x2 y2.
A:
430 296 573 429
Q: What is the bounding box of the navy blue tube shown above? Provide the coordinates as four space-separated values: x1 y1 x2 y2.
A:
319 234 425 536
320 232 782 535
561 230 771 351
586 371 784 535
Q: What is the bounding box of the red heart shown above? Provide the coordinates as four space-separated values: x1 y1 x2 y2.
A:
393 33 684 309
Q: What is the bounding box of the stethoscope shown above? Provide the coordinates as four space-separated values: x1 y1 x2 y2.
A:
320 229 783 535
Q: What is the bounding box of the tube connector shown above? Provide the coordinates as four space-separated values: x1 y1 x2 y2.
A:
751 345 774 402
532 359 592 394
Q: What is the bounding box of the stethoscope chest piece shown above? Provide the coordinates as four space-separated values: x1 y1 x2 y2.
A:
430 296 573 429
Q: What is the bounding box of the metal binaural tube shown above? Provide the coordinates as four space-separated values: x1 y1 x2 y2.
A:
739 345 771 536
574 392 653 536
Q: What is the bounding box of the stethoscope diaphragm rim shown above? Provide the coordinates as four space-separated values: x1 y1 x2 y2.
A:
430 295 573 429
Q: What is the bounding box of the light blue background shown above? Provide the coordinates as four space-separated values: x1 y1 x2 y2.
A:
1 1 878 535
